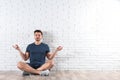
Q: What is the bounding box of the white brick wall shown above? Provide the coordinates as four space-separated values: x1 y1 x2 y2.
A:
0 0 120 70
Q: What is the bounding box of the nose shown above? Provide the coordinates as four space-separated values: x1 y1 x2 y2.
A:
36 35 40 37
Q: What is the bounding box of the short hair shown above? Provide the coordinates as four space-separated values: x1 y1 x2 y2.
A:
34 30 43 35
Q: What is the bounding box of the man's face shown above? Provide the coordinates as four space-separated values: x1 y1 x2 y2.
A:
34 32 42 41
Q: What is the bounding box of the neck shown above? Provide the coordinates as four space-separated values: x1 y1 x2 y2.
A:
35 41 41 45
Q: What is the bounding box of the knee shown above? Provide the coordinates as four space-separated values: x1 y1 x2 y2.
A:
17 61 23 69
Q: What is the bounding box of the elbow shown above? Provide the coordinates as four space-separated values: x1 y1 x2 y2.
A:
47 55 53 60
23 57 28 61
48 57 53 60
24 59 27 61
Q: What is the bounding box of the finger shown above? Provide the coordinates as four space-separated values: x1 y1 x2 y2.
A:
15 44 18 47
12 45 16 48
60 46 63 50
12 46 17 49
59 46 63 49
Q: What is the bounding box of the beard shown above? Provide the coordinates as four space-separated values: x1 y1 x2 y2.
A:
35 38 40 41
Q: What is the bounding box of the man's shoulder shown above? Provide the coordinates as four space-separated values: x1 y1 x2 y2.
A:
27 42 49 47
41 42 47 45
27 43 34 46
41 43 49 47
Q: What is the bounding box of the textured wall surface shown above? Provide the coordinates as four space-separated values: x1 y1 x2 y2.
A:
0 0 120 70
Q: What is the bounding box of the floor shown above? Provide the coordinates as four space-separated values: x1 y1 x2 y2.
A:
0 70 120 80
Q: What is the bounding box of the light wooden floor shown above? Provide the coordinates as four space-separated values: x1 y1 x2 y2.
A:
0 70 120 80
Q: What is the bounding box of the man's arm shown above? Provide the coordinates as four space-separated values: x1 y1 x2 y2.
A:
47 46 63 60
13 44 29 61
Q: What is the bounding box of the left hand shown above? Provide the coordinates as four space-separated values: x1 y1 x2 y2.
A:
56 46 63 51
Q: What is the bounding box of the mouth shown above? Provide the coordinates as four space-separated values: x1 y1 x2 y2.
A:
36 38 40 40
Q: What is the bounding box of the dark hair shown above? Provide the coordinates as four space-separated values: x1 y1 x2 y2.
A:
34 30 43 35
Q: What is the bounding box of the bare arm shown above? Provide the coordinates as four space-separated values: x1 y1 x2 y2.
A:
47 46 63 60
13 44 29 61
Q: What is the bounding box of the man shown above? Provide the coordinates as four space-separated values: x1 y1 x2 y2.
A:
13 30 63 75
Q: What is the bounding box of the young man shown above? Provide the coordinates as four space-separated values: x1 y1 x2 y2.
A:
13 30 63 75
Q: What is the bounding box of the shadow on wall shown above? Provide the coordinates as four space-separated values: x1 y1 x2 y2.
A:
42 31 55 48
42 31 67 70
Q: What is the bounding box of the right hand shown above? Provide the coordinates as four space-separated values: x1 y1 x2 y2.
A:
12 44 20 51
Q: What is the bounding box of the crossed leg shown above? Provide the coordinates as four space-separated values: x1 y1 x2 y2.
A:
17 60 54 74
37 60 54 71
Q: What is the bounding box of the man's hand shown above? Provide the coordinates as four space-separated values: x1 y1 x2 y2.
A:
13 44 28 61
47 46 63 60
56 46 63 51
12 44 21 51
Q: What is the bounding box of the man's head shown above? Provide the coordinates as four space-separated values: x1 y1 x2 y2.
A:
34 30 43 41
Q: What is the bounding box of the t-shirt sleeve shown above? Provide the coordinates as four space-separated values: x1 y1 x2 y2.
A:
46 44 50 54
26 45 30 53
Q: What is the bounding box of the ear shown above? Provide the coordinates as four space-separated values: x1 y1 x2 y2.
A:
41 35 43 38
